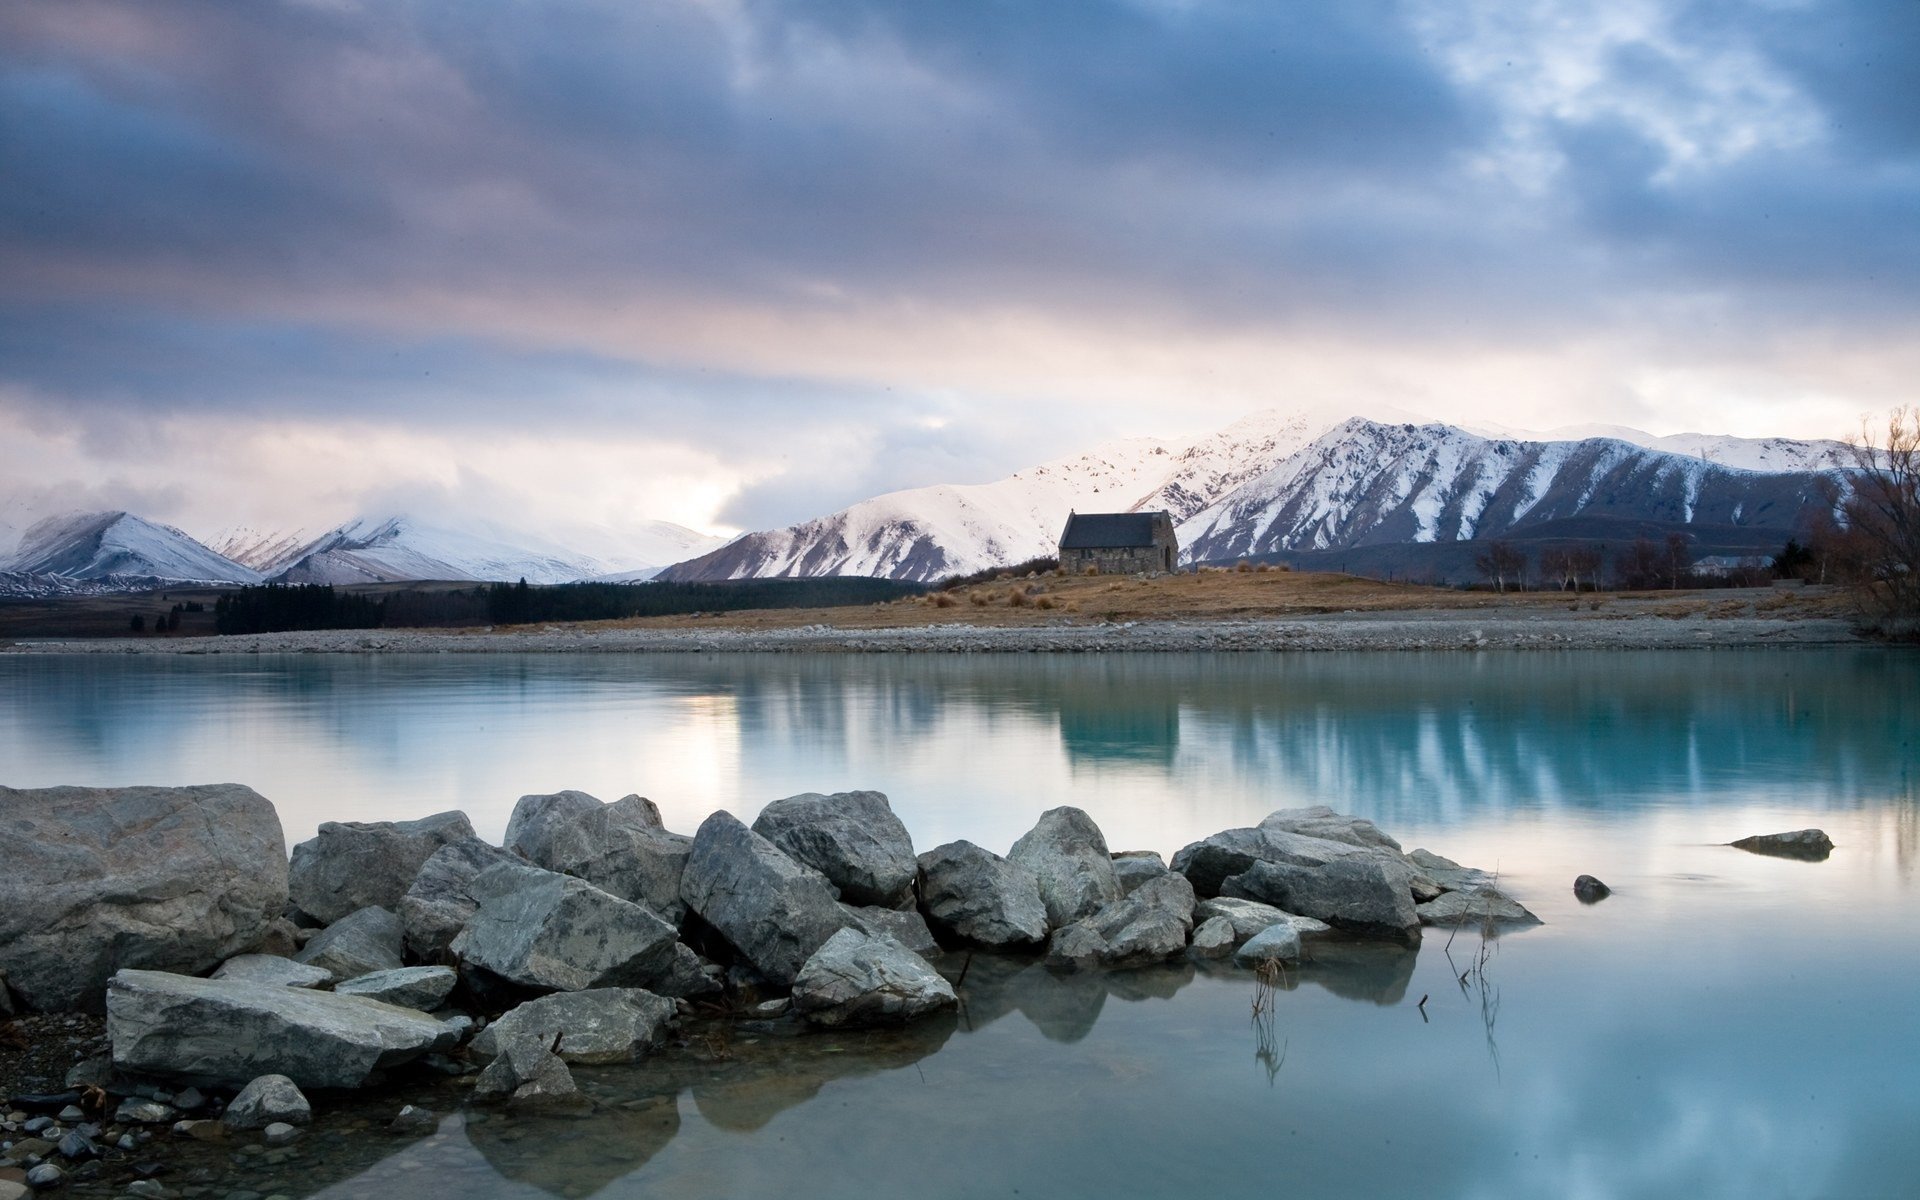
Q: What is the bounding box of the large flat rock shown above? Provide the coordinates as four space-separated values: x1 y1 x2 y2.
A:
0 784 288 1012
107 969 456 1089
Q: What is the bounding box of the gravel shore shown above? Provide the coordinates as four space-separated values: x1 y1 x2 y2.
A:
0 607 1864 655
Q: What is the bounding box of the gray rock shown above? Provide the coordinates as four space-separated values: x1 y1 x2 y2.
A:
1406 848 1499 894
334 966 457 1010
1110 851 1168 896
916 841 1049 949
261 1122 300 1146
453 862 681 994
1416 889 1542 927
1233 923 1305 967
844 905 941 958
1730 829 1834 861
1173 809 1407 898
1189 915 1238 958
398 838 522 964
646 943 726 999
0 1179 28 1200
389 1105 437 1136
212 955 333 990
790 930 956 1028
679 811 852 986
0 785 288 1012
1043 871 1196 971
471 989 675 1065
505 792 691 922
173 1087 206 1111
107 969 456 1090
226 1075 312 1131
24 1164 63 1190
1192 896 1332 943
0 967 12 1017
56 1129 97 1161
1222 857 1421 943
473 1037 586 1113
124 1182 166 1199
1258 806 1402 853
1009 807 1122 928
287 811 475 926
293 907 404 981
242 917 303 960
1573 874 1612 903
113 1099 176 1125
751 791 918 907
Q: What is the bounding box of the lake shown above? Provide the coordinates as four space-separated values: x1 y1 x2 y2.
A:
3 649 1916 1198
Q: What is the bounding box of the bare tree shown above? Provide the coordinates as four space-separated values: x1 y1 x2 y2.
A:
1663 532 1693 590
1539 546 1574 591
1844 406 1920 628
1473 540 1527 593
1568 545 1603 592
1615 538 1663 590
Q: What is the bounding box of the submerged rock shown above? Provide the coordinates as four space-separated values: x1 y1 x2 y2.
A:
916 841 1049 948
212 955 334 990
288 811 475 926
505 791 692 922
751 791 918 908
790 929 956 1028
1221 857 1420 943
1730 829 1834 861
1415 889 1541 927
679 811 852 986
1573 874 1612 903
474 1036 588 1113
107 969 456 1089
333 966 458 1011
1189 915 1238 958
222 1075 311 1130
293 906 405 981
1009 807 1123 928
399 837 523 964
0 784 288 1012
472 988 676 1065
453 862 681 994
1044 871 1196 972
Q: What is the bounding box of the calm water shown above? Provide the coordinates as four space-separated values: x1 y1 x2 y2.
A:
3 649 1917 1199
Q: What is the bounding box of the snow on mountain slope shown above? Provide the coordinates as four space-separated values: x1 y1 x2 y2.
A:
2 511 262 584
1177 419 1834 561
1470 421 1852 473
658 437 1184 582
271 515 620 585
210 525 315 573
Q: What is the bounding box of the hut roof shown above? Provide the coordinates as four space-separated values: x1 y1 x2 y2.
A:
1058 512 1167 550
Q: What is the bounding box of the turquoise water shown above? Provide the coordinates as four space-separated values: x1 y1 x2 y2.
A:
2 649 1916 1198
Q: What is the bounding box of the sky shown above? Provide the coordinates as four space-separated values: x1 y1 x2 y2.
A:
2 0 1916 544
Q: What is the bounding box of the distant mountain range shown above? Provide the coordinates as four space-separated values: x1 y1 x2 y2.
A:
661 410 1850 582
0 408 1855 596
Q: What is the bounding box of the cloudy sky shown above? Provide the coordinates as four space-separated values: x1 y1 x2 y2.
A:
2 0 1915 543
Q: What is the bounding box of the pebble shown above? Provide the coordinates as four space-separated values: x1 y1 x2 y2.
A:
388 1106 438 1136
261 1124 300 1148
56 1130 98 1161
21 1119 50 1136
116 1101 177 1125
56 1106 85 1122
0 1181 24 1200
127 1181 172 1199
24 1162 64 1189
173 1089 207 1112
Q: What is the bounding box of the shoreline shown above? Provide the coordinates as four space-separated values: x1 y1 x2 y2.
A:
0 608 1868 655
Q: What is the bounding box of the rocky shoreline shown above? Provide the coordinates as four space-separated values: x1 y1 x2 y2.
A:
1 783 1546 1197
0 607 1864 656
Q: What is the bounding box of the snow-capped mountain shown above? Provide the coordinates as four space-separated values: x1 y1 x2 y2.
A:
210 525 315 573
0 512 262 584
1468 421 1852 473
658 437 1188 582
269 515 615 585
661 409 1845 582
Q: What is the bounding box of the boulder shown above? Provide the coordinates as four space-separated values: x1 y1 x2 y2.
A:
398 838 522 964
0 784 289 1012
1009 807 1122 928
1406 849 1499 895
471 989 675 1065
1110 851 1168 896
648 943 727 999
293 906 404 981
1416 890 1542 927
1189 915 1237 958
473 1036 587 1113
844 905 941 958
1173 809 1407 899
1222 858 1421 943
1043 871 1195 972
107 969 456 1089
334 966 458 1011
1730 829 1834 861
1573 874 1612 903
287 811 475 926
221 1075 311 1130
915 841 1049 948
211 955 333 990
1258 806 1402 853
453 862 681 994
1233 923 1304 967
1192 897 1332 944
504 792 691 922
790 930 957 1028
751 791 918 908
679 811 852 986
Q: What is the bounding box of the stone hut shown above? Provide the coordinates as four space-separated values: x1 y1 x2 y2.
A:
1057 511 1179 575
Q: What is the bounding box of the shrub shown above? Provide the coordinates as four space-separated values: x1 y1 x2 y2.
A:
932 591 956 608
1035 595 1056 610
1008 588 1030 607
1083 564 1101 577
1235 560 1253 573
969 591 990 606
